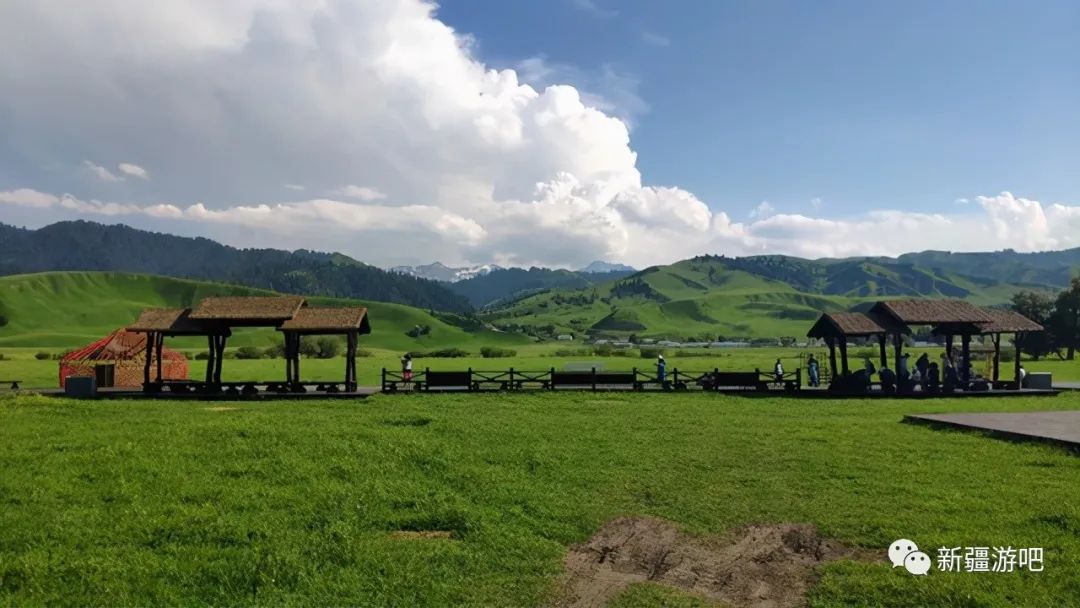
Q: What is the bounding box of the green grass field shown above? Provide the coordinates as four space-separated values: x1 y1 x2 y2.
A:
2 391 1080 606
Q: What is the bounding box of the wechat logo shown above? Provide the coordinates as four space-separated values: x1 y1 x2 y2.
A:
889 539 931 575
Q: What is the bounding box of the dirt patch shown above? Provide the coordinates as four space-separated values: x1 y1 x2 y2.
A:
203 407 238 412
388 530 455 540
555 517 868 608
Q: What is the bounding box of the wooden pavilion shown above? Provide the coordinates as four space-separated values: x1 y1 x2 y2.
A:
127 296 371 394
808 299 1043 391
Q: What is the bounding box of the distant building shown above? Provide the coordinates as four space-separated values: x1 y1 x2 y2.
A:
556 334 574 341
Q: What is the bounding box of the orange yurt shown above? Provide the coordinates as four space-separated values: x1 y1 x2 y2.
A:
59 329 188 388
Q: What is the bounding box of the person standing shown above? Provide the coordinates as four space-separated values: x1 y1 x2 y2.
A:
807 354 820 387
401 353 413 386
774 358 784 385
656 355 668 390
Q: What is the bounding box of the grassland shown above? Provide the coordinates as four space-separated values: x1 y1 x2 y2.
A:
2 391 1080 606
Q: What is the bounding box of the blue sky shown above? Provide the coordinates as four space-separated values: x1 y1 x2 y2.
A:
439 0 1080 218
1 0 1079 267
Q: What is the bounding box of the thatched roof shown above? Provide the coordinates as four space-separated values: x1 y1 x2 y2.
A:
871 299 993 325
127 308 210 335
278 307 372 334
62 329 187 361
979 308 1044 334
189 296 306 320
807 311 903 338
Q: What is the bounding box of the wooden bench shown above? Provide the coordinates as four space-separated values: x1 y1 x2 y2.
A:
551 371 638 390
2 380 21 390
425 370 473 391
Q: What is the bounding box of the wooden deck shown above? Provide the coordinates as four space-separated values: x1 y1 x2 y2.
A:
33 386 379 400
905 410 1080 450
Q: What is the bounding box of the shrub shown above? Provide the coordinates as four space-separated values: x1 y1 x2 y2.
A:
0 314 8 328
35 352 51 360
480 346 517 358
0 353 6 361
674 350 714 357
411 348 469 358
552 347 591 357
314 337 342 359
639 347 665 359
592 344 614 356
194 351 210 361
405 324 432 338
355 348 374 358
263 344 285 359
298 337 320 358
235 346 263 360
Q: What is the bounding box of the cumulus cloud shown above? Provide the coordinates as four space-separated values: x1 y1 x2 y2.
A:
331 185 387 201
117 163 150 180
0 2 1075 268
749 201 776 219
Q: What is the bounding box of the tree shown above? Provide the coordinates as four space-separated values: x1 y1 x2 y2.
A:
1010 291 1057 360
315 337 342 359
1050 277 1080 360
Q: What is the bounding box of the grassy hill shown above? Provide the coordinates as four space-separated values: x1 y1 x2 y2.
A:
484 255 1048 340
0 272 526 350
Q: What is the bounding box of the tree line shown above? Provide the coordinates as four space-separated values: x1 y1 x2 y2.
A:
1011 276 1080 360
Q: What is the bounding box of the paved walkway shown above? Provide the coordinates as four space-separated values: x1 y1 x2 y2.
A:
1055 381 1080 391
906 410 1080 450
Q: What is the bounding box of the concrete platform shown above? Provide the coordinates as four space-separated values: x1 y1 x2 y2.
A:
33 386 379 400
906 410 1080 451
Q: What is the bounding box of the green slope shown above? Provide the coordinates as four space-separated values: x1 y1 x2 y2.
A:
484 254 1036 340
0 272 526 350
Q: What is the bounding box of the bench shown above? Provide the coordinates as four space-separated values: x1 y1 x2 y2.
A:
425 370 473 391
551 371 638 390
2 380 21 390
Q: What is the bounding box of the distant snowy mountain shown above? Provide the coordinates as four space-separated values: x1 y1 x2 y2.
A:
392 262 502 283
578 260 637 274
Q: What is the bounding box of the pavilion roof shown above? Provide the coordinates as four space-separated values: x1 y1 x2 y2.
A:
127 308 210 334
189 296 306 320
870 299 993 325
807 311 902 338
978 308 1044 334
278 307 372 334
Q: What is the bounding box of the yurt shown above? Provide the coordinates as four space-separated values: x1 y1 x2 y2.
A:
59 329 188 388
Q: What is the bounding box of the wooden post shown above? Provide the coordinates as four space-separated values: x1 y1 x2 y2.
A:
205 335 215 384
878 334 887 370
961 333 971 384
214 334 226 384
892 332 903 372
946 334 955 362
292 335 300 386
155 332 164 382
591 367 597 392
1014 332 1023 390
839 336 850 375
992 333 1001 383
284 333 293 385
825 337 838 379
143 331 154 387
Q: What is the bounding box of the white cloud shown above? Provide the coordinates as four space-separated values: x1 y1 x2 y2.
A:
331 185 387 201
749 201 775 219
640 31 670 47
117 162 150 180
0 2 1075 268
0 188 59 208
83 160 124 183
570 0 618 18
810 197 822 211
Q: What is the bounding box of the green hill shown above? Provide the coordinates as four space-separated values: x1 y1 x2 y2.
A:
0 272 525 350
483 255 1050 340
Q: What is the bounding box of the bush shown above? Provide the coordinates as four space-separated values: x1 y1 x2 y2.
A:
592 344 614 356
480 346 517 358
355 348 374 358
411 348 470 358
674 350 714 357
263 344 285 359
235 346 263 360
405 324 432 338
314 337 342 359
194 351 210 361
639 347 665 359
298 337 320 358
0 353 6 361
0 314 7 328
35 352 51 360
552 347 592 357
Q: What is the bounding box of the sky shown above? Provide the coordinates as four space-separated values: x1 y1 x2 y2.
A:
1 0 1078 269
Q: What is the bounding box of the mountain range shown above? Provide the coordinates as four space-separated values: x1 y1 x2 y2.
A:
2 220 1079 341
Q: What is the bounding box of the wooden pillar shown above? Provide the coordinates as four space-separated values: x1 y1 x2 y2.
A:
893 332 903 371
205 335 215 384
294 335 302 385
826 337 838 379
1014 332 1023 390
946 334 955 362
214 335 226 384
878 334 887 369
143 331 154 387
155 332 164 382
283 333 293 384
344 332 356 389
839 336 850 375
961 333 971 383
992 333 1001 383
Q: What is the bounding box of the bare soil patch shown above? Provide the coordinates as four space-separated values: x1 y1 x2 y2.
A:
203 407 238 412
556 516 869 608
